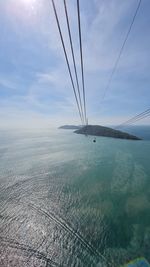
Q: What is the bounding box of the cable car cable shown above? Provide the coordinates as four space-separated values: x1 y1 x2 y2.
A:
64 0 85 124
77 0 87 124
51 0 83 124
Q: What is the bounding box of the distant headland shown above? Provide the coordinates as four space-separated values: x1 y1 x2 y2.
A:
59 125 81 130
59 124 141 140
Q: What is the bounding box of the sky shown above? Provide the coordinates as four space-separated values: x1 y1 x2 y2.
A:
0 0 150 128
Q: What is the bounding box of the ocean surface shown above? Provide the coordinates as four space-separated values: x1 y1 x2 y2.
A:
0 126 150 267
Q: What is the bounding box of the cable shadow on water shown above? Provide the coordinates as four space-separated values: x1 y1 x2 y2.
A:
0 236 61 267
0 184 110 266
28 203 110 266
25 236 47 265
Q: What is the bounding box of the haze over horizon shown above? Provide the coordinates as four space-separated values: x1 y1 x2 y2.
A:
0 0 150 128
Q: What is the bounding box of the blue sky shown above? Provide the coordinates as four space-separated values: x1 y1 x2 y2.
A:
0 0 150 128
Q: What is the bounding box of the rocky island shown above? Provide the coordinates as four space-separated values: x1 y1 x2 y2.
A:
74 125 141 140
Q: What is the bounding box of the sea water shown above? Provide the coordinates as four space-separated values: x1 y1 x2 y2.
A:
0 127 150 267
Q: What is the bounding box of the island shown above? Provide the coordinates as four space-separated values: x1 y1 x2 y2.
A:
74 125 141 140
59 125 81 130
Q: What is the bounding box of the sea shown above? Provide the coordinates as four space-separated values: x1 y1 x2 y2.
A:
0 126 150 267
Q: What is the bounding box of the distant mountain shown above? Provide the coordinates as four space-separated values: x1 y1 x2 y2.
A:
74 125 141 140
59 125 81 130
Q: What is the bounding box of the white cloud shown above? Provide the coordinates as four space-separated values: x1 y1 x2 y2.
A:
0 75 19 90
0 0 149 128
36 68 70 90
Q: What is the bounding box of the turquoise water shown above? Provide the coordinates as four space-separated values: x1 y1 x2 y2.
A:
0 128 150 267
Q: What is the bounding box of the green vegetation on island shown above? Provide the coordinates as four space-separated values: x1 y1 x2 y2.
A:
74 125 141 140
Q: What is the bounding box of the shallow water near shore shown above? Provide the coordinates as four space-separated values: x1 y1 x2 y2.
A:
0 127 150 266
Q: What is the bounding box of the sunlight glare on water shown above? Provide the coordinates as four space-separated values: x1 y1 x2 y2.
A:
0 127 150 267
